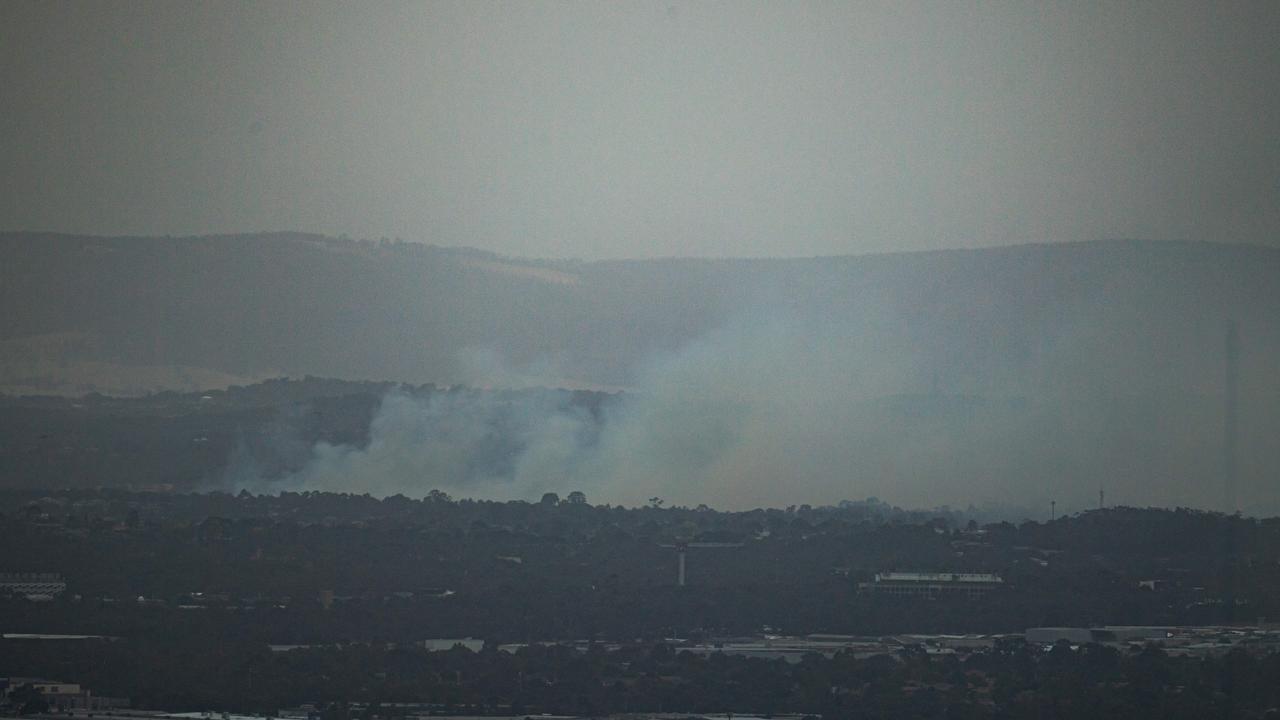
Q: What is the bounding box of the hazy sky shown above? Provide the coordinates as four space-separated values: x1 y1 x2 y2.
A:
3 1 1277 259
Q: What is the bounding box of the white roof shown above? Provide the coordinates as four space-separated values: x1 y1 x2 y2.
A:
876 572 1003 584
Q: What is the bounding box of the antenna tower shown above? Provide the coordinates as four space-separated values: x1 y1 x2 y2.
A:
1224 320 1239 513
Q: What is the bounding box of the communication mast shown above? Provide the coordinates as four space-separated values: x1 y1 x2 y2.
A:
1224 320 1239 513
659 541 744 587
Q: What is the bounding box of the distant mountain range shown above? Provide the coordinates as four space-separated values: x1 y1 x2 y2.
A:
3 232 1277 396
2 233 1278 512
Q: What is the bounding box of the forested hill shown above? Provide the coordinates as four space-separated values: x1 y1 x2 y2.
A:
3 232 1278 398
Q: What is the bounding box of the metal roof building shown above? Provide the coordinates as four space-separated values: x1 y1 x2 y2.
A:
858 571 1004 599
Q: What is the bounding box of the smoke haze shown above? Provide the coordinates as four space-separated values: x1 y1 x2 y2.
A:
248 300 1280 515
3 2 1279 259
5 233 1277 513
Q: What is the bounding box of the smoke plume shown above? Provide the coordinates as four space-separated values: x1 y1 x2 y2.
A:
236 304 1280 514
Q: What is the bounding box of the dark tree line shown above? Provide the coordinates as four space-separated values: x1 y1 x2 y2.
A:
6 636 1280 719
4 491 1279 642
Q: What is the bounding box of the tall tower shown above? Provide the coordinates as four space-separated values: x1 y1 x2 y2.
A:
677 543 687 587
1224 320 1239 514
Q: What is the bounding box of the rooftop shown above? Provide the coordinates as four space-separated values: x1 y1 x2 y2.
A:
875 572 1003 584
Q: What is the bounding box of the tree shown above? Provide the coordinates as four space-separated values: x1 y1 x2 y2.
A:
10 685 49 716
566 491 587 505
426 489 453 504
540 492 561 506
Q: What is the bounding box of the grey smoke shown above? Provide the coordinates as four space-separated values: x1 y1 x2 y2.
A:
239 306 1280 515
279 389 597 500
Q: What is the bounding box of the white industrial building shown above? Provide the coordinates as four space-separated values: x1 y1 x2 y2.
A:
0 573 66 599
858 572 1004 599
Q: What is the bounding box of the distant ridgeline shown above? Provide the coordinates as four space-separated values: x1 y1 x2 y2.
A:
2 234 1279 511
2 232 1277 396
0 377 615 491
